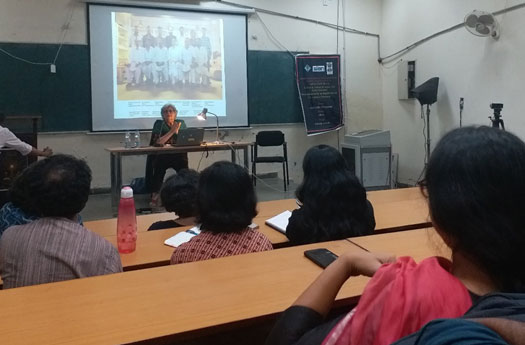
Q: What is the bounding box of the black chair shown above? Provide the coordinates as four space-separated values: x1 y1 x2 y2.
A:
252 131 289 191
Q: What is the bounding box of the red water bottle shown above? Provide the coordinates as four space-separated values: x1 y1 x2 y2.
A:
117 186 137 253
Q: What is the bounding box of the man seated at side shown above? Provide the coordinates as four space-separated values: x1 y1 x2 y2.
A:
0 155 123 289
0 113 53 157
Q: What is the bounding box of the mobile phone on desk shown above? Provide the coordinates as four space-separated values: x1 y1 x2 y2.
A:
304 248 338 269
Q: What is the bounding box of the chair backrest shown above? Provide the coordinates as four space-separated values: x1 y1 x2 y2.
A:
255 131 285 147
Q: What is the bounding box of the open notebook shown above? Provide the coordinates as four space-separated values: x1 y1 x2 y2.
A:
164 226 201 248
164 223 259 248
265 210 292 234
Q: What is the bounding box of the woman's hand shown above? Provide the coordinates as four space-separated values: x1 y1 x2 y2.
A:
167 121 181 134
341 251 396 277
291 249 395 317
174 121 182 134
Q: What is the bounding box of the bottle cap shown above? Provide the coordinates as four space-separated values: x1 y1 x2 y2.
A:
121 186 133 198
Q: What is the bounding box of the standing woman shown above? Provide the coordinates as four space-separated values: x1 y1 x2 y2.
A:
145 104 188 206
286 145 375 245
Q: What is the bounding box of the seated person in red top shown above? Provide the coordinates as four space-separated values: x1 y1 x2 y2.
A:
148 169 199 230
266 126 525 345
170 161 272 264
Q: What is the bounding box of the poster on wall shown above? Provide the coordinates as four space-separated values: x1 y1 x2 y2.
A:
295 54 344 135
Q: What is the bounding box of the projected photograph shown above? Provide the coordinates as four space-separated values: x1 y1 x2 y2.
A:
114 12 224 101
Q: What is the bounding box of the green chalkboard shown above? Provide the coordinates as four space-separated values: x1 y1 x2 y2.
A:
0 43 91 132
248 50 305 124
0 44 304 131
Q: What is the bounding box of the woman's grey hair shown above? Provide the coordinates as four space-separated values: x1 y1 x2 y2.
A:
160 104 177 115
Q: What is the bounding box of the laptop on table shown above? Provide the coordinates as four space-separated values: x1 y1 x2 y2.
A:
175 128 205 146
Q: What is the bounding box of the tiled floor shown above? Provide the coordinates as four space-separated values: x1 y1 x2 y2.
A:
81 177 298 221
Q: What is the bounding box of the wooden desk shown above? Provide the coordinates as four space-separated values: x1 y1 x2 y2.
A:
86 188 427 239
84 212 176 237
366 186 423 204
349 228 451 262
105 226 191 271
0 240 368 344
106 142 251 210
373 197 430 232
87 188 430 271
102 221 283 271
256 198 297 218
104 200 430 271
256 190 430 246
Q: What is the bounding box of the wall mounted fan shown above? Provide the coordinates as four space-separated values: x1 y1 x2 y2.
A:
464 10 499 39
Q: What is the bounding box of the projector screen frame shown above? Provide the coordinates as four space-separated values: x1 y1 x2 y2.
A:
87 2 251 132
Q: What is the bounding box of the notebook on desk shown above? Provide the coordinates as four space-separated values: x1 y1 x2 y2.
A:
164 223 259 248
265 210 292 234
175 128 205 146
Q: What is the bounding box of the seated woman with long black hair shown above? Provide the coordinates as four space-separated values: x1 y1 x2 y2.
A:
266 126 525 345
286 145 375 245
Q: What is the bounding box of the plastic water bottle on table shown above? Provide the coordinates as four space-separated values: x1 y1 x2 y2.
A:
117 186 137 253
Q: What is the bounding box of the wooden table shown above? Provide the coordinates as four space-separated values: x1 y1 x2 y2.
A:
373 197 430 232
105 227 191 271
86 187 428 238
254 187 431 245
0 240 368 344
84 212 177 237
89 187 430 270
349 228 451 262
366 186 424 204
106 142 251 210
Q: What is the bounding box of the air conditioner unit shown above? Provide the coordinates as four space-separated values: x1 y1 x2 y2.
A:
341 130 391 190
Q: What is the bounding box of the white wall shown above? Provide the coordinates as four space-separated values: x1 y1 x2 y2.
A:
381 0 525 184
0 0 383 188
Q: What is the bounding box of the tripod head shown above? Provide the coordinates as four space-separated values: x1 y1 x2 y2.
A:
489 103 505 130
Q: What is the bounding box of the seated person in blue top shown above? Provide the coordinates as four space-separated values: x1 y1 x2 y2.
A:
285 145 375 245
145 103 188 206
0 159 83 239
148 169 199 230
0 163 38 238
395 317 525 345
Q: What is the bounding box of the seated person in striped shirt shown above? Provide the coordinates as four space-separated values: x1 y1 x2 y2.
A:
148 169 199 230
170 161 272 264
0 155 123 289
